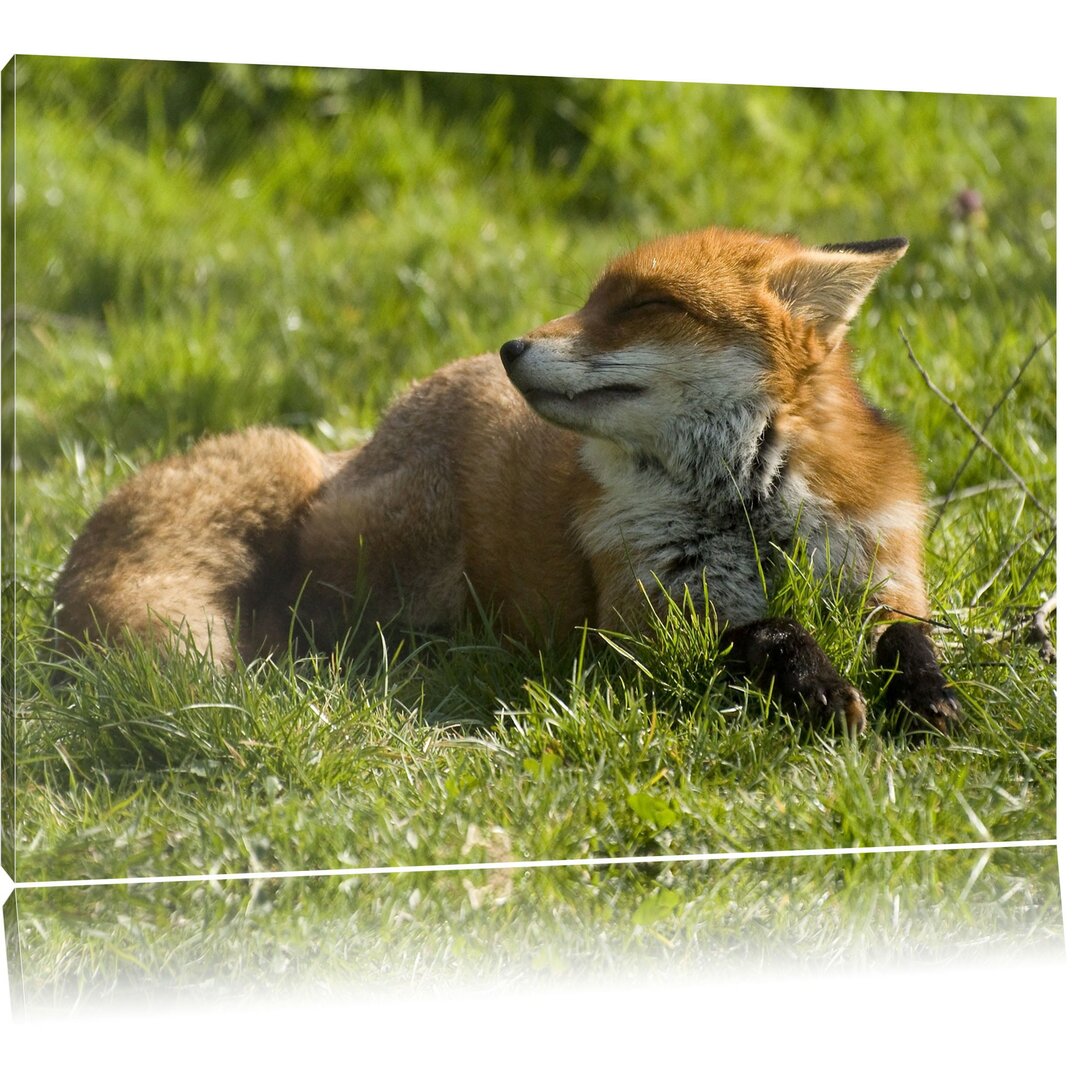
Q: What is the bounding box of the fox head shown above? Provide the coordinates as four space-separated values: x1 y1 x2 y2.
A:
500 227 907 454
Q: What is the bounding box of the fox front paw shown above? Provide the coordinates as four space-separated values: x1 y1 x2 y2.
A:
889 674 962 734
723 617 866 737
876 621 961 734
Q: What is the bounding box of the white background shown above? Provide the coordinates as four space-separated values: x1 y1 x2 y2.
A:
2 2 1073 1073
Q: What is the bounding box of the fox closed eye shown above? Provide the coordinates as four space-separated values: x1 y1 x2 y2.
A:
622 296 683 315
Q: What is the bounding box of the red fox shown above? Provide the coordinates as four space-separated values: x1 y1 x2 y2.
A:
54 227 959 733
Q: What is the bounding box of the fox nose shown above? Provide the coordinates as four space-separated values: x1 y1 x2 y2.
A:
500 338 529 370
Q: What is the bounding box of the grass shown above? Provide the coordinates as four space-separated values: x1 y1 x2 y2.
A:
2 58 1058 1010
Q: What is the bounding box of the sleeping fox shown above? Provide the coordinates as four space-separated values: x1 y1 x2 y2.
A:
53 226 960 733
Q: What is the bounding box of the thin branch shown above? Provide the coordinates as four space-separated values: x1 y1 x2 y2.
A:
1028 592 1056 664
899 329 1054 525
928 478 1051 508
929 333 1054 535
1015 531 1056 602
968 527 1054 607
969 533 1034 606
949 593 1056 663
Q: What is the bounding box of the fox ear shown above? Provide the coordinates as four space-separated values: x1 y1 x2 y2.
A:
768 237 908 347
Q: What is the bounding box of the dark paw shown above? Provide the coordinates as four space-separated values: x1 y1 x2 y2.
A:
781 660 864 738
797 672 867 737
890 675 962 735
876 621 961 734
723 617 866 736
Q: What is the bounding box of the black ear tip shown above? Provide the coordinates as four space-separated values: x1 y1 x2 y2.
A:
820 236 909 255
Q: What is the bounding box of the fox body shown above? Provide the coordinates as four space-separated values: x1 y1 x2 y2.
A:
54 227 958 732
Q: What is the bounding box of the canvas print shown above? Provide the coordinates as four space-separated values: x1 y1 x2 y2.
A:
1 56 1059 1011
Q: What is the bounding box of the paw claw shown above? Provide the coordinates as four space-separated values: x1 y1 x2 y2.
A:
807 681 866 737
841 687 868 738
923 687 962 732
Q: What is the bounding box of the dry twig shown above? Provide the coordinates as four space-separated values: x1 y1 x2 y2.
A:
929 332 1054 535
1028 592 1057 664
901 330 1057 663
954 593 1056 664
899 329 1054 525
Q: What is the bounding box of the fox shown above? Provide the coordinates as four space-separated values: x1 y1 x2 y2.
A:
53 226 960 734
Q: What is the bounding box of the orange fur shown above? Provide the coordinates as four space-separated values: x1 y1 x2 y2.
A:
54 428 329 662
